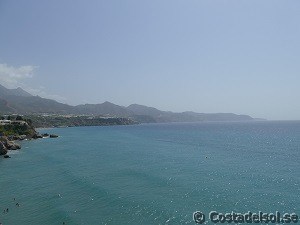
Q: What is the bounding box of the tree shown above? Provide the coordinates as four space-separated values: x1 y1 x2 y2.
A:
16 115 23 121
25 118 33 126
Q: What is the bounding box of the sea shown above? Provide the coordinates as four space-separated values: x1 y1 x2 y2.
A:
0 121 299 225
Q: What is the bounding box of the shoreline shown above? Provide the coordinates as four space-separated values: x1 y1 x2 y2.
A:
0 130 59 158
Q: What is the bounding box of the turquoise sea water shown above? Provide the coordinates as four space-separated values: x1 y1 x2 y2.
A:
0 121 299 225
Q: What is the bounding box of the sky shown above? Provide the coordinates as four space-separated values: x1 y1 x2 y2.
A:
0 0 299 120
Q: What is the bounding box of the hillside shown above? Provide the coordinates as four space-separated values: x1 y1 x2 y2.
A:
73 101 133 117
0 84 256 123
0 84 32 97
26 115 137 128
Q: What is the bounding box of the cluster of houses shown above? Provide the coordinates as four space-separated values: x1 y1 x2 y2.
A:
0 120 28 126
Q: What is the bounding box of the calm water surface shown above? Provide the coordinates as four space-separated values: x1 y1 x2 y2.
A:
0 121 299 224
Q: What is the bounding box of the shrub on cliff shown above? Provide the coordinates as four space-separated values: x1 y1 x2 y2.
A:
0 123 36 137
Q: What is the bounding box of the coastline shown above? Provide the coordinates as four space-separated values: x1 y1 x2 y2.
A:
0 123 59 157
0 115 139 158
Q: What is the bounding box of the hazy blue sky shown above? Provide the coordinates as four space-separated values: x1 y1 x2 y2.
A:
0 0 299 120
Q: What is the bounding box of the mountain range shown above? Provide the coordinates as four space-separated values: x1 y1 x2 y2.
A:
0 84 256 123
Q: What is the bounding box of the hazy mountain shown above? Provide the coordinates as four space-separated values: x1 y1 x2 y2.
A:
3 95 73 114
13 87 33 97
127 104 164 117
0 84 32 97
0 98 15 113
0 84 256 122
127 104 253 122
0 84 72 114
74 101 133 117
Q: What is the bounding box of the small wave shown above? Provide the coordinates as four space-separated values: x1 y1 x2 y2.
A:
7 150 21 155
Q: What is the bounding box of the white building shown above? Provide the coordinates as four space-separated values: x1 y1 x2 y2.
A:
0 120 28 126
0 120 11 125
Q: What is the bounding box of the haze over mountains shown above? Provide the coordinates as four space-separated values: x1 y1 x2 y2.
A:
0 84 256 123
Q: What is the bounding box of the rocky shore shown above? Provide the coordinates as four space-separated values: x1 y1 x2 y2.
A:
0 136 21 156
0 132 59 157
0 116 59 157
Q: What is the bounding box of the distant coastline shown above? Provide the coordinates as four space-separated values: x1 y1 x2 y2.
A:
26 115 137 129
0 84 262 124
0 114 139 157
0 115 60 157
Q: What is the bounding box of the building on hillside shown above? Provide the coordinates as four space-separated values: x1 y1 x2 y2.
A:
0 120 28 126
11 121 28 125
0 120 11 125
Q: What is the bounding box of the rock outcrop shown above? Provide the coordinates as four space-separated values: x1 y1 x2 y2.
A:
0 136 21 155
49 134 59 138
0 141 7 155
32 134 43 139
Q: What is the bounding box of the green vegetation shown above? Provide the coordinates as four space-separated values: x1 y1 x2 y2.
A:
0 114 136 137
0 115 36 136
0 123 35 136
24 115 137 128
16 115 23 121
